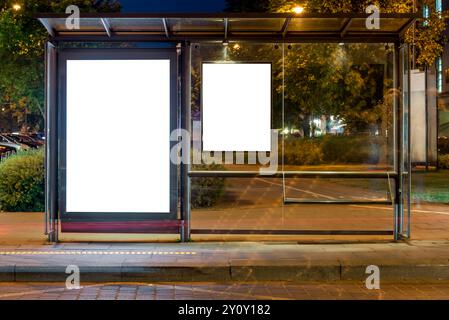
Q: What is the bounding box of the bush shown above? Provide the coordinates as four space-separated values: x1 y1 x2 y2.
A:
191 163 226 208
439 154 449 169
0 148 226 211
0 149 45 212
282 135 382 166
283 139 323 165
321 135 381 164
439 138 449 155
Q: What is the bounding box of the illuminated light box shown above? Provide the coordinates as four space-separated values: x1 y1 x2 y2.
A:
202 63 271 152
65 59 171 213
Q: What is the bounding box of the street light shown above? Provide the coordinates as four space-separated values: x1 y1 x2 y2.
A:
292 6 304 14
12 3 21 11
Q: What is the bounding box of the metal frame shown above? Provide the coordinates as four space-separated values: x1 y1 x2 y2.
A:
57 48 179 225
186 42 407 240
40 13 414 242
44 42 58 242
37 13 418 43
181 41 191 241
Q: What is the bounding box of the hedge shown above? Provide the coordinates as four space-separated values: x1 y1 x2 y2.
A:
282 135 384 165
0 149 226 212
191 163 226 208
0 149 45 212
440 154 449 169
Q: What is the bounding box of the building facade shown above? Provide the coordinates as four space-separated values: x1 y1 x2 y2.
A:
438 0 449 138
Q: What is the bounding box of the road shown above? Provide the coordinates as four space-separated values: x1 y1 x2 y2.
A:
1 281 449 300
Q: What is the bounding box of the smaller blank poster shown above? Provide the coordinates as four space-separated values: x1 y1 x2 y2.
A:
202 63 271 152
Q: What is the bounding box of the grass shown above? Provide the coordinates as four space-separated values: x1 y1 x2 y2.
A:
295 169 449 205
412 170 449 204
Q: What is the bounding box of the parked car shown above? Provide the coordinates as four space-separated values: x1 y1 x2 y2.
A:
6 133 43 148
0 143 19 161
30 132 45 141
0 141 20 151
0 134 30 150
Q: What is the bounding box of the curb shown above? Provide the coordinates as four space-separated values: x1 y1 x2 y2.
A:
1 263 449 282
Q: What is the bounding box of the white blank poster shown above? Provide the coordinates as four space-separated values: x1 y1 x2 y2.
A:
202 63 271 152
410 69 426 163
66 60 171 213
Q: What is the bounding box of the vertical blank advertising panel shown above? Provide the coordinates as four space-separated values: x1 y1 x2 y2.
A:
410 69 426 163
202 63 271 152
66 60 171 213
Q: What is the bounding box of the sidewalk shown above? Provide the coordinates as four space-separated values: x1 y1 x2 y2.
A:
2 203 449 283
1 240 449 283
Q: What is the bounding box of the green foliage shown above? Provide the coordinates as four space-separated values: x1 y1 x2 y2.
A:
281 43 388 135
283 139 323 165
438 138 449 155
439 154 449 169
0 148 44 212
320 135 381 164
283 135 383 165
191 163 226 208
0 0 121 132
0 149 227 211
412 170 449 203
405 0 449 68
227 0 448 68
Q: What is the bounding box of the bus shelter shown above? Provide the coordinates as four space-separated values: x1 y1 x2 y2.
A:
37 13 417 242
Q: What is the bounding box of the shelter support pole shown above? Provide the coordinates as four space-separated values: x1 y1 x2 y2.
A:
405 43 412 239
180 41 191 242
44 41 59 243
394 42 412 241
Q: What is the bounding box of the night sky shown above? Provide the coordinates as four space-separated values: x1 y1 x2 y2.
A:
119 0 226 12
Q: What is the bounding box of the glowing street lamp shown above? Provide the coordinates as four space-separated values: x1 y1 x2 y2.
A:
292 6 304 14
12 3 21 11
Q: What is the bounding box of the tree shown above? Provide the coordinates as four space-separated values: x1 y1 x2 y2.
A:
226 0 448 69
404 0 448 68
223 0 448 137
225 0 270 12
0 0 121 132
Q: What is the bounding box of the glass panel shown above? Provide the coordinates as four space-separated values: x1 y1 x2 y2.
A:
190 177 392 235
108 18 164 32
229 18 285 32
288 18 346 32
348 18 410 32
400 44 411 238
283 43 395 172
169 18 224 32
190 43 396 237
190 42 283 172
48 18 104 31
283 177 393 202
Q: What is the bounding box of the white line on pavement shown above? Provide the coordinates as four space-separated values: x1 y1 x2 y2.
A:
350 205 449 215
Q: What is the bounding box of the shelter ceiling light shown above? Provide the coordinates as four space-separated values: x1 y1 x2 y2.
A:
292 6 304 14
